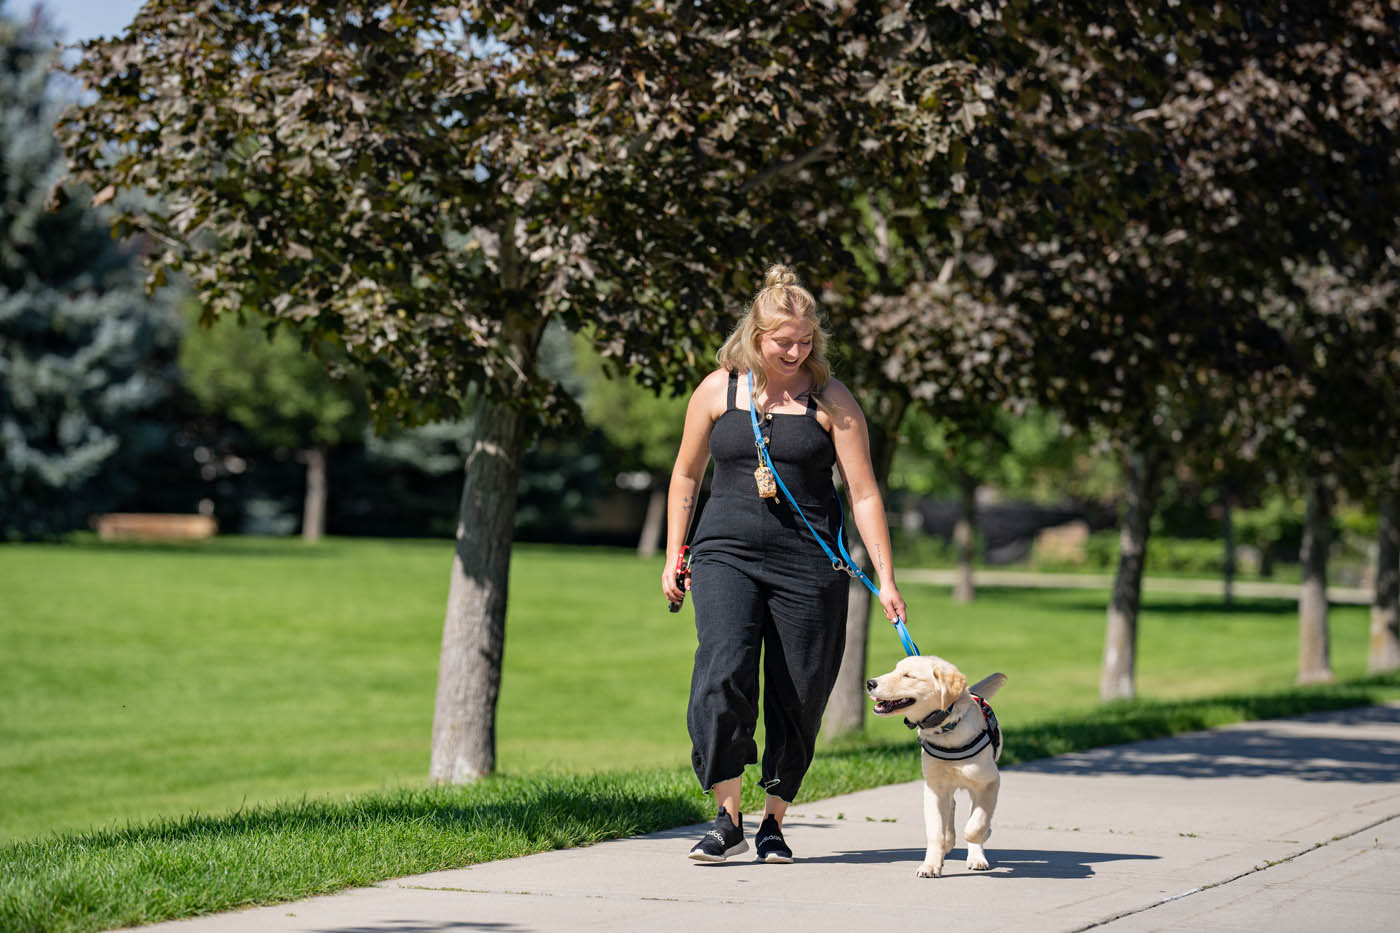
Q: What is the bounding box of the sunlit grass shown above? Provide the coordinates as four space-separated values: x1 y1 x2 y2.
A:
3 677 1396 933
0 536 1382 846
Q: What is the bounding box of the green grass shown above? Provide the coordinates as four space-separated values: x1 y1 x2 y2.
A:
3 678 1397 933
2 537 1397 932
0 538 1385 843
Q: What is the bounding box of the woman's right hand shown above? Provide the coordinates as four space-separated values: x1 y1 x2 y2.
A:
662 557 688 606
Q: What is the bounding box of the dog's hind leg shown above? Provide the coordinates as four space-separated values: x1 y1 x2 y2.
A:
963 777 999 871
917 781 956 878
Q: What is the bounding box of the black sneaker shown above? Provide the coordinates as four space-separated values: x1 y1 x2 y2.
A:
688 807 747 862
754 814 793 863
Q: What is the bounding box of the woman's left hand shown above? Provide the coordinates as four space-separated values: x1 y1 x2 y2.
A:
878 584 907 625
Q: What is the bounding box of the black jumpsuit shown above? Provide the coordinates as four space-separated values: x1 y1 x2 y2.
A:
686 370 849 802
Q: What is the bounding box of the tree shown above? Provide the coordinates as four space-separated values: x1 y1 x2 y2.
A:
939 1 1399 700
177 306 367 541
1262 255 1400 681
1374 465 1400 674
0 8 180 539
60 1 995 779
573 336 688 559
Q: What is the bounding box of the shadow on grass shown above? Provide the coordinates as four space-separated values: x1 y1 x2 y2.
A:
4 675 1397 933
47 776 710 855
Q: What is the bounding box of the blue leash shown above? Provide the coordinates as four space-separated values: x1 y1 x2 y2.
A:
747 371 920 657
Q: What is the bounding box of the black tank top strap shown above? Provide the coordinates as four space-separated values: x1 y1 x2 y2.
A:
804 391 818 417
726 370 739 411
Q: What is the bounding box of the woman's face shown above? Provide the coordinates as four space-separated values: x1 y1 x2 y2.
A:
758 316 814 380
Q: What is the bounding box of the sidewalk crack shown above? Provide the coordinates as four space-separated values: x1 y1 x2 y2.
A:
1067 811 1400 931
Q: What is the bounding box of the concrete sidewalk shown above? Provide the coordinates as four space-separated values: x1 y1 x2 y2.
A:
124 704 1400 933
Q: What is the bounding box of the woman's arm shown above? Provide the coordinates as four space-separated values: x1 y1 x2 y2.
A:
824 380 907 623
662 370 725 605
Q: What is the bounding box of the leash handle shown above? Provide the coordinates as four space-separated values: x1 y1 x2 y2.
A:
667 546 692 613
746 371 918 657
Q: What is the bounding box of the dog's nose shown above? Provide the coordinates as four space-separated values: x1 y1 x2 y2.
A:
865 679 877 692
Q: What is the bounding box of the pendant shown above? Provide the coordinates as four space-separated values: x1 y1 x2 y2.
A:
754 464 777 499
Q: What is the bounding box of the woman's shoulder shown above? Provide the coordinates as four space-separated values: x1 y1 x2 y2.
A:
691 368 736 419
698 367 735 389
818 376 859 410
816 377 865 430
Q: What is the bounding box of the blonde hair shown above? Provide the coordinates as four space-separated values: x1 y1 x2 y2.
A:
716 264 832 400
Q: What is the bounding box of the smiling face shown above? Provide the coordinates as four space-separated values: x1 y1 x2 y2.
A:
757 316 814 382
867 656 969 721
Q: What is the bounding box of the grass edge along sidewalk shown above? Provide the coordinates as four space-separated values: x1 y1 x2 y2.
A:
3 675 1398 933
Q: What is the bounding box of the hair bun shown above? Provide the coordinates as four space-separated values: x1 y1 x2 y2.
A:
763 264 799 289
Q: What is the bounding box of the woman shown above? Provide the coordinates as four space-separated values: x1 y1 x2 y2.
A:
663 264 907 863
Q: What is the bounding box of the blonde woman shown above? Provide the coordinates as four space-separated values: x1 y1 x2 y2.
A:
663 264 907 863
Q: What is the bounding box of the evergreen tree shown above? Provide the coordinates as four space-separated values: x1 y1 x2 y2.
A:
0 9 180 539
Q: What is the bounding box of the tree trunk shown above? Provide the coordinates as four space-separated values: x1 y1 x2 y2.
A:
428 217 540 784
1100 446 1162 701
300 445 327 543
823 540 870 736
823 389 908 738
428 401 527 784
1369 486 1400 674
636 481 666 559
952 471 977 604
1297 475 1334 685
1259 540 1275 579
1220 489 1235 607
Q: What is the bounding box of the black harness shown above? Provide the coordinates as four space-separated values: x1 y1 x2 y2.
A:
904 694 1001 762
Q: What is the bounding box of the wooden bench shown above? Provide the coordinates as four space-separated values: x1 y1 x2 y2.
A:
95 513 218 541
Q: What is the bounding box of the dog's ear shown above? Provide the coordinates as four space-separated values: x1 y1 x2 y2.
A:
936 666 968 709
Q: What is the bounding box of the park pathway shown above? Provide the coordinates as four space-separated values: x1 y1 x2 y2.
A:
121 703 1400 933
902 568 1374 605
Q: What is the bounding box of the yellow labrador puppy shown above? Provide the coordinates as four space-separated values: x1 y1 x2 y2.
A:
867 656 1006 877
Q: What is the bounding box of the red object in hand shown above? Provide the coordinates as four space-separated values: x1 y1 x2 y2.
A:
668 546 692 612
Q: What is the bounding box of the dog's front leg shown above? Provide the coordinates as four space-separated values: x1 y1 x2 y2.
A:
917 779 955 877
964 775 1000 871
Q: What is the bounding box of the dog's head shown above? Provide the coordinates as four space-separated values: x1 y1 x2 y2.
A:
866 655 968 721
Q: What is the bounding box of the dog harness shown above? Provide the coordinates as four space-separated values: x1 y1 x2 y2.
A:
906 694 1001 761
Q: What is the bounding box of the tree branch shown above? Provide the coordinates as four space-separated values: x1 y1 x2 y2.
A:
737 131 839 194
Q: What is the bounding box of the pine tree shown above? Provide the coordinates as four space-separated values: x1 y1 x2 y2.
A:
0 9 180 539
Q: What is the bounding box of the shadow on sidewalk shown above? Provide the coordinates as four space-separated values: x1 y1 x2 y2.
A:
313 923 526 933
792 846 1157 878
1014 706 1400 782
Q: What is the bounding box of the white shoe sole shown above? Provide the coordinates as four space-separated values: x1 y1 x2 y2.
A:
688 839 749 862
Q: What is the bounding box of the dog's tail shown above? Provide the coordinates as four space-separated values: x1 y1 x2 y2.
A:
970 672 1007 699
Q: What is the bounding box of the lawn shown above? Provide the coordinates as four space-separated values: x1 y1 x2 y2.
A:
0 536 1383 846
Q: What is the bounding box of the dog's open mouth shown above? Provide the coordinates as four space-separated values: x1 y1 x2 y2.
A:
871 697 915 716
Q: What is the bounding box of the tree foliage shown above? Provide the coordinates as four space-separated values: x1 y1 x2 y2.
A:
178 307 366 452
0 10 180 539
60 0 1010 776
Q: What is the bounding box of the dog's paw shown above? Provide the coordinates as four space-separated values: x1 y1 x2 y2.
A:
966 853 991 871
916 862 942 878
